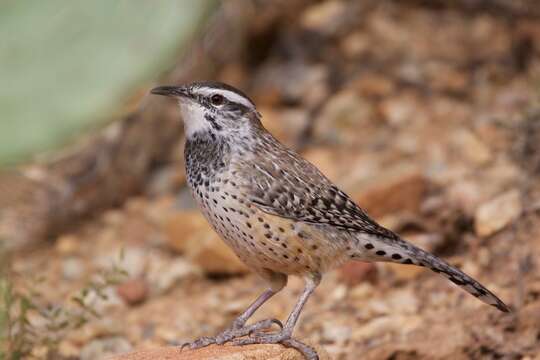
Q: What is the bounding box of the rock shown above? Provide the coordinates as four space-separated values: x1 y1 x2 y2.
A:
451 128 492 166
379 93 419 127
61 257 85 280
313 90 375 144
352 164 430 218
300 0 348 36
321 324 351 345
337 262 377 287
81 336 132 360
260 108 310 148
164 211 249 274
96 247 146 279
110 344 330 360
340 32 371 59
302 147 342 183
351 72 395 97
447 180 484 216
474 189 522 237
117 278 149 306
55 234 79 255
386 289 419 314
149 258 200 294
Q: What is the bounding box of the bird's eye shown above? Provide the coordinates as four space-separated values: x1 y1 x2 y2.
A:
210 94 224 105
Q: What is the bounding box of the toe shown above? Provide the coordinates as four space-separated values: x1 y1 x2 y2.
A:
182 336 216 350
247 318 283 335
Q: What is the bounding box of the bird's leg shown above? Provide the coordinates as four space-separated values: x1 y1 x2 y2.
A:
181 289 282 350
232 275 321 360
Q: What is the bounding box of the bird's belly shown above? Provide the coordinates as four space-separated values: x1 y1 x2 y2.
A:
191 183 348 276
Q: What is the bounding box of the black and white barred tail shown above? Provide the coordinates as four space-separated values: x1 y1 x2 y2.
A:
362 236 511 313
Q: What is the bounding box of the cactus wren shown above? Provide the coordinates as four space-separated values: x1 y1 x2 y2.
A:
151 81 509 360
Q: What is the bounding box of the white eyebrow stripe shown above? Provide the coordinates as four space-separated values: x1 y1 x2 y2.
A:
197 88 254 109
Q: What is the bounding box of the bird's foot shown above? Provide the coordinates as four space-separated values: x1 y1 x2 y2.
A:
180 318 282 350
232 330 319 360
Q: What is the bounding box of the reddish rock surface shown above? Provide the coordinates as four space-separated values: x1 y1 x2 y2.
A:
111 344 330 360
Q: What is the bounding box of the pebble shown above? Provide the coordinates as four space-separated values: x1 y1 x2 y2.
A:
314 90 375 144
117 278 149 306
164 211 248 274
321 323 351 344
451 128 492 165
62 257 85 280
150 258 200 294
80 336 132 360
474 189 522 237
55 234 79 255
301 0 348 35
352 164 429 218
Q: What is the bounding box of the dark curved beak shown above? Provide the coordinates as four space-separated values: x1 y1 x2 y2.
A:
150 85 189 98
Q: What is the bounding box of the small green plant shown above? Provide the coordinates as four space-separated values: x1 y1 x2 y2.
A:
0 248 127 359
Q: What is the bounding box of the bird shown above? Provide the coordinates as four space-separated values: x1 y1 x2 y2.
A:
151 81 510 360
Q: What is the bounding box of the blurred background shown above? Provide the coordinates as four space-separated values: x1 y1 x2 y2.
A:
1 0 540 359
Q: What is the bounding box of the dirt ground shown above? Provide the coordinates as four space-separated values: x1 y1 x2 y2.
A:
6 1 540 359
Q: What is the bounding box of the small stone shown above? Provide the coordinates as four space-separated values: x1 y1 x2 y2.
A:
329 284 348 302
321 323 351 344
451 128 492 165
260 108 309 148
103 209 125 227
474 189 522 237
341 32 371 58
119 247 147 278
117 278 149 306
351 73 395 97
164 211 248 274
55 234 79 255
301 0 348 35
150 258 200 294
80 336 132 360
353 164 430 218
447 180 484 216
62 257 85 280
314 90 375 144
302 147 342 183
349 282 375 300
379 94 418 127
387 289 419 314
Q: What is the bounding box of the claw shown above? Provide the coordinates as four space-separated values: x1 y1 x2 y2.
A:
231 330 319 360
179 318 283 350
180 336 216 351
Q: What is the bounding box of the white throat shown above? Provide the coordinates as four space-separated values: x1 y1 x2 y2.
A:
178 101 212 138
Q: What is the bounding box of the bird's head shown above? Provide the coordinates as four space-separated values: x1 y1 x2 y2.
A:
151 81 261 138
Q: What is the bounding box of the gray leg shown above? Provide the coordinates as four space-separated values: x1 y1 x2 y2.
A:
230 289 278 329
281 279 318 336
182 271 288 350
232 274 321 360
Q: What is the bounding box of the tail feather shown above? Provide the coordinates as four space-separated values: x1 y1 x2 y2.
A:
360 236 510 312
409 245 510 313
